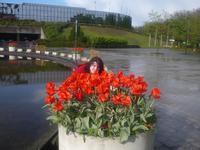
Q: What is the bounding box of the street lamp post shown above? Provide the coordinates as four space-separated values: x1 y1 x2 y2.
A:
75 19 78 48
74 19 78 64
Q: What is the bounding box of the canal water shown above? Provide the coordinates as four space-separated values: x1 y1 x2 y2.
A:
1 48 200 149
0 58 71 150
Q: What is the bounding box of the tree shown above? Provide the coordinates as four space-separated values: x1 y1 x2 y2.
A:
105 14 116 26
68 24 90 47
148 10 162 47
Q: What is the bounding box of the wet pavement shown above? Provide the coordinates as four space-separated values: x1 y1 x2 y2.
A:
98 48 200 150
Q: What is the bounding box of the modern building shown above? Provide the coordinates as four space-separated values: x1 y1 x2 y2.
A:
0 2 131 23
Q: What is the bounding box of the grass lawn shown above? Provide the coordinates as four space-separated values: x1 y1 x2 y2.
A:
82 26 149 47
64 25 149 47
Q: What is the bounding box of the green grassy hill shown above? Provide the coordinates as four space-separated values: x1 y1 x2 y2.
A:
64 25 149 48
0 20 149 47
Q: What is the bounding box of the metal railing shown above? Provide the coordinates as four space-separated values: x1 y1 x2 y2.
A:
0 50 77 68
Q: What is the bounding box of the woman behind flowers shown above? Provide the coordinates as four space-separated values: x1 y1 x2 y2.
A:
75 56 105 74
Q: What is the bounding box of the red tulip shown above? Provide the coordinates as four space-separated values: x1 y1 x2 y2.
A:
53 101 64 112
151 87 161 99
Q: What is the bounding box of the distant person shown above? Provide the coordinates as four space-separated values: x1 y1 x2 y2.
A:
74 56 104 74
32 40 36 50
29 41 33 49
25 40 29 48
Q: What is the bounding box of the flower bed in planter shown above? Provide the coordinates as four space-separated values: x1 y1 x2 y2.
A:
8 46 15 52
8 41 17 52
44 71 160 150
71 47 84 61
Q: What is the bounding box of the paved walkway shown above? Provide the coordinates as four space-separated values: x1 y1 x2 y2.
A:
99 48 200 150
155 103 200 150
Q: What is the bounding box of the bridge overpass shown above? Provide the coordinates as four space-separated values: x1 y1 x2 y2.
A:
0 26 45 41
0 51 77 69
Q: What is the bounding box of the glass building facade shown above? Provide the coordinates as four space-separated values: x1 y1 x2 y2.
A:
0 3 131 23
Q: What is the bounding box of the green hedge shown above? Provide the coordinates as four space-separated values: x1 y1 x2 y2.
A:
92 37 128 48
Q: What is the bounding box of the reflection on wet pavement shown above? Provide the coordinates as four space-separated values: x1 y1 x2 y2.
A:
99 48 200 150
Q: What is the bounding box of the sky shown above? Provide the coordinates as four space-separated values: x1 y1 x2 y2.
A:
1 0 200 26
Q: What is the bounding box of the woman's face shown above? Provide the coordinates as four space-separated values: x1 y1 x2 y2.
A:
90 61 98 74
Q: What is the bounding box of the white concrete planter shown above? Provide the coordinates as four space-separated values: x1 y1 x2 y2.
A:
72 53 81 60
44 51 50 55
52 52 57 56
81 57 89 62
17 48 23 52
60 53 66 57
27 57 32 60
17 56 23 59
9 55 16 60
0 47 4 51
36 50 41 54
67 54 73 59
26 49 32 53
58 125 154 150
8 46 15 52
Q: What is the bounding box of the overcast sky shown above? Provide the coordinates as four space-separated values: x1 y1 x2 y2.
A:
2 0 200 26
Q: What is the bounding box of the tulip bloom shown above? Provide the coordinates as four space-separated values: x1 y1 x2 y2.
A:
151 87 161 99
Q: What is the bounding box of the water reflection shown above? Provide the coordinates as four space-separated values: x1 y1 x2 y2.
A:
0 71 70 86
0 59 71 150
0 59 71 86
